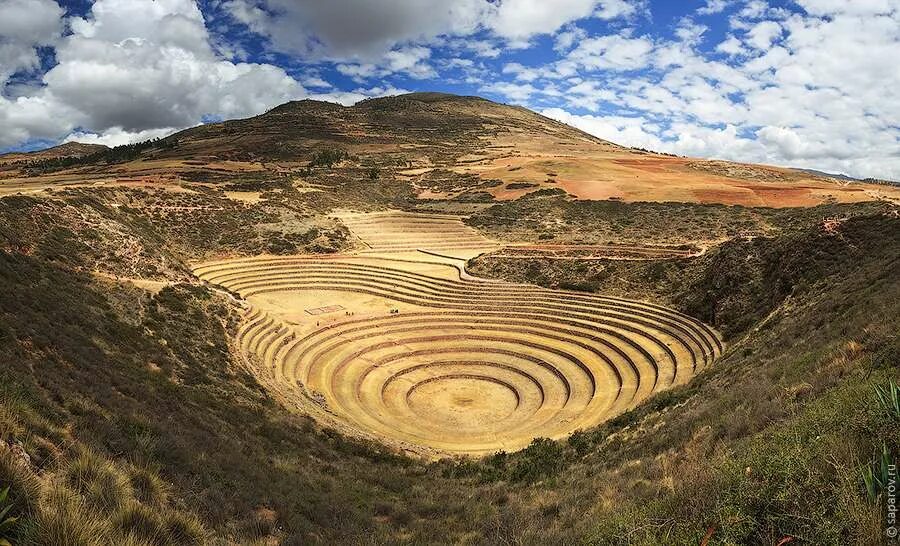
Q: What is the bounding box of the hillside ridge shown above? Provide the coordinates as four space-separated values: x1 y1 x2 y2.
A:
1 92 899 207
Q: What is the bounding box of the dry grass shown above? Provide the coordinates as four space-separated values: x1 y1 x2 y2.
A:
1 445 207 546
63 450 133 512
127 464 170 509
23 484 109 546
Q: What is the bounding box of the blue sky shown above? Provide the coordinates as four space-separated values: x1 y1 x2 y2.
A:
1 0 898 179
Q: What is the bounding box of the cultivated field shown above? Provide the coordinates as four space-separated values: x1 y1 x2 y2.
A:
193 212 721 456
336 210 498 255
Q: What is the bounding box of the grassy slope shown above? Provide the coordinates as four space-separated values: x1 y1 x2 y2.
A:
465 193 889 246
460 211 899 544
468 198 894 338
0 196 897 544
0 187 352 276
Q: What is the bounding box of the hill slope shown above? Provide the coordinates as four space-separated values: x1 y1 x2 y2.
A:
2 93 898 206
0 201 895 544
0 142 108 164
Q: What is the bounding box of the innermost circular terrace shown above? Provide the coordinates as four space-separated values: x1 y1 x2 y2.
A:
408 374 521 432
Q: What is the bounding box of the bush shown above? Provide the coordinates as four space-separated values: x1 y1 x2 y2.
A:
308 149 346 169
509 438 566 483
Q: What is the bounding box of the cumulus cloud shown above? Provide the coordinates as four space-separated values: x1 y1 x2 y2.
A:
63 126 180 147
505 1 900 179
697 0 730 16
491 0 633 42
1 0 898 181
716 35 745 55
223 0 490 58
560 34 655 72
797 0 898 17
224 0 644 58
542 107 664 149
0 0 65 85
337 46 436 81
0 0 408 148
481 81 539 102
745 20 782 50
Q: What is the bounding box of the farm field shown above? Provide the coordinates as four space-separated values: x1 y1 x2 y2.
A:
193 212 721 456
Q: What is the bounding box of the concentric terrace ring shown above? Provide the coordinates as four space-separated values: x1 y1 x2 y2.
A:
193 255 721 455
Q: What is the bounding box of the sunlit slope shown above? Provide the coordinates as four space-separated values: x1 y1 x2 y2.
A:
3 93 896 206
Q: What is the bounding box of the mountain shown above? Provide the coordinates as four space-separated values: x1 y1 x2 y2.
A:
2 93 898 207
0 141 107 163
795 167 899 186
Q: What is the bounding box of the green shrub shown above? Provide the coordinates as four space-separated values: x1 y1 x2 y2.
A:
308 149 346 169
861 442 896 503
510 438 565 483
567 430 593 457
874 380 900 419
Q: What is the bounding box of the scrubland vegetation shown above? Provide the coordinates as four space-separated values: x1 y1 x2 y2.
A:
0 189 895 543
466 193 890 245
16 137 179 175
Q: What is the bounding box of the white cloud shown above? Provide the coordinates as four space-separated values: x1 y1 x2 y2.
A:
337 46 436 81
0 93 78 147
595 0 645 20
65 126 179 147
223 0 490 59
543 107 664 149
745 20 782 49
563 34 654 71
531 1 900 179
697 0 730 16
480 81 538 102
41 0 304 132
491 0 626 41
0 0 65 85
502 62 543 82
554 26 588 53
797 0 898 17
716 35 745 55
225 0 643 56
1 0 332 147
466 40 502 58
